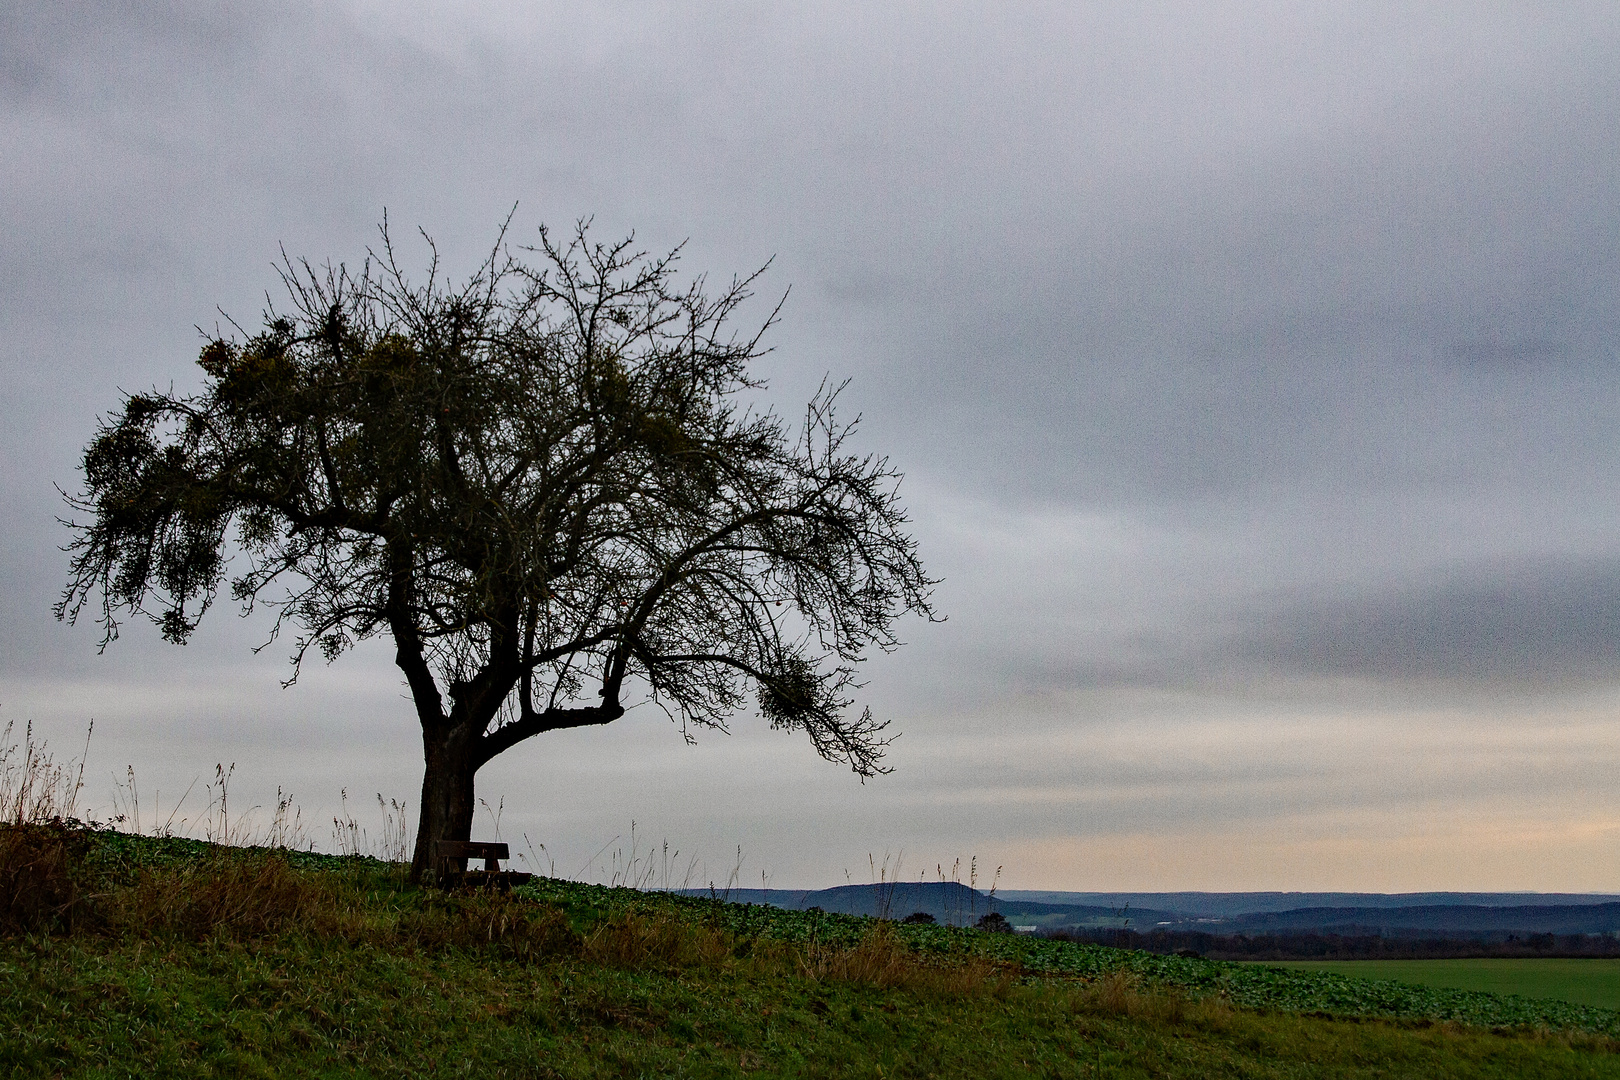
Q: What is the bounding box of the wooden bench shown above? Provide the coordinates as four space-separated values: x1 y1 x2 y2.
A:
434 840 533 889
436 840 510 872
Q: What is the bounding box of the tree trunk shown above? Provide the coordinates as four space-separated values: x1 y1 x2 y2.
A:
410 723 480 882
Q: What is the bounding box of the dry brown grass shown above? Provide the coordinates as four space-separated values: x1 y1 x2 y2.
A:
582 909 732 970
0 721 88 827
0 721 96 933
0 818 583 958
1 825 327 941
395 890 581 961
103 849 328 939
796 923 1018 997
1069 967 1233 1028
575 914 1022 997
0 823 94 933
105 852 585 957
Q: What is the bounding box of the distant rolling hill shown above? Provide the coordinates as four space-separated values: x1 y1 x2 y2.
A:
680 881 1161 926
995 891 1620 919
681 883 1620 938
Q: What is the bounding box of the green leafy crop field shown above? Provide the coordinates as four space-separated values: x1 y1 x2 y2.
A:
1260 959 1620 1011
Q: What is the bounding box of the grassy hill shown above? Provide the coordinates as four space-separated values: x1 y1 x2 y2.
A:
4 824 1620 1078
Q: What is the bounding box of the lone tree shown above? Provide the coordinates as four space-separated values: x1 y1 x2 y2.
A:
57 220 936 880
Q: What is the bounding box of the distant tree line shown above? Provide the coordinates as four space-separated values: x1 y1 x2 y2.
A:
1044 927 1620 961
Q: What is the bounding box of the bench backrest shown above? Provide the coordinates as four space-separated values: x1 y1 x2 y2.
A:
435 841 510 861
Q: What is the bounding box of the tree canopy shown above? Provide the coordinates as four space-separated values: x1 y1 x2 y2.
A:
58 219 937 878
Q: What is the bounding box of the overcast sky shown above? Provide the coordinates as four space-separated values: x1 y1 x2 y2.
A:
5 1 1620 892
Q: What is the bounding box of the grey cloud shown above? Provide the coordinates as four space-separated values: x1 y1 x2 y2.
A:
1446 339 1576 371
0 2 269 101
811 11 1620 505
1236 559 1620 687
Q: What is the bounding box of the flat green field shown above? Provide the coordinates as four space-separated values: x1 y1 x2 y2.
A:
1263 959 1620 1011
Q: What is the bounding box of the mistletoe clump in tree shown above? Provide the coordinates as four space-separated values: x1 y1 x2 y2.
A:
57 220 937 880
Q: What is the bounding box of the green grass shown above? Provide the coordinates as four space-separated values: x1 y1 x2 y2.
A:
1261 959 1620 1011
10 934 1620 1080
5 826 1620 1077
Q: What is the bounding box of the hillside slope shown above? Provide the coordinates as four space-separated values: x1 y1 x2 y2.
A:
4 827 1620 1078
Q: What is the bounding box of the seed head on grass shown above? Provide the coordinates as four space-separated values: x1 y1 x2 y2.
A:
0 720 90 828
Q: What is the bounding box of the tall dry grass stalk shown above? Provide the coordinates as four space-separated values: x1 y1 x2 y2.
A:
0 720 96 932
0 720 89 826
570 822 711 893
331 789 412 866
